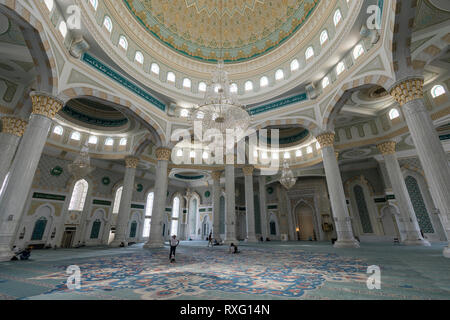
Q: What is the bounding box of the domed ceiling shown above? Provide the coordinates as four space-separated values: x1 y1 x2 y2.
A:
123 0 320 63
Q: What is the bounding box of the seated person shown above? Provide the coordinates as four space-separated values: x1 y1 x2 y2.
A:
229 243 240 254
15 246 32 260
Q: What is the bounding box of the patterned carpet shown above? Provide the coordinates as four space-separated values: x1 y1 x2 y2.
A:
0 241 449 300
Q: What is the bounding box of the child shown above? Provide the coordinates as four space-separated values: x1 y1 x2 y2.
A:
169 235 180 262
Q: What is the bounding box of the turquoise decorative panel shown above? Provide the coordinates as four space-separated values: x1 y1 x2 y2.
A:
90 220 101 239
254 195 261 234
219 196 225 234
405 176 434 233
31 217 47 241
353 186 373 234
129 221 137 238
249 93 308 116
270 221 277 235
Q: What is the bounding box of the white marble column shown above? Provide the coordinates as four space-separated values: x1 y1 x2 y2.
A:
0 92 63 261
110 156 139 247
211 171 222 242
377 141 430 246
243 166 257 242
224 164 237 244
317 132 359 248
144 148 171 248
259 175 268 240
390 79 450 257
0 117 27 186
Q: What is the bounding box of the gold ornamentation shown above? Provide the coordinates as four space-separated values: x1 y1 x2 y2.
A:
125 156 140 168
390 79 424 106
211 171 222 181
377 141 396 155
242 166 254 176
1 117 27 137
30 92 63 119
316 132 335 148
156 147 172 161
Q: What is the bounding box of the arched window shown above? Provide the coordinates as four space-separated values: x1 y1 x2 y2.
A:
88 135 98 145
167 72 176 83
260 76 269 88
320 30 329 45
336 61 345 75
353 185 374 233
70 131 81 141
334 9 342 26
105 137 114 146
275 69 284 81
44 0 54 11
431 85 446 98
31 217 48 241
245 81 253 92
198 82 207 92
69 179 89 211
307 146 313 154
183 78 191 89
89 0 98 10
135 51 144 64
180 109 189 118
150 63 160 75
59 21 68 38
143 192 154 237
118 36 128 50
305 47 314 60
389 108 400 120
119 138 127 146
322 76 330 89
112 186 123 214
296 149 302 157
353 44 364 60
103 16 113 33
230 83 238 93
170 196 180 236
290 59 300 72
53 125 63 135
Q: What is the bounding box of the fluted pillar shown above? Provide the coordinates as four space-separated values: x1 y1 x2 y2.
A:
144 148 171 248
0 117 27 186
224 164 237 244
317 132 359 248
390 79 450 257
110 156 139 247
211 171 222 242
243 166 257 242
0 92 63 261
258 175 268 240
377 141 430 246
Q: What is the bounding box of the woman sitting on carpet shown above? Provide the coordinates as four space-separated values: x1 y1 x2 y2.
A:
229 243 240 254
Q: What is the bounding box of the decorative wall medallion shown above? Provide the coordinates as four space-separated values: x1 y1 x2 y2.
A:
205 191 211 198
267 187 274 194
50 166 63 177
136 184 144 192
102 177 111 185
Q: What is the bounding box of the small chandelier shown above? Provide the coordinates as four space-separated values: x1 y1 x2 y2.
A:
279 161 297 189
191 61 250 135
68 141 94 178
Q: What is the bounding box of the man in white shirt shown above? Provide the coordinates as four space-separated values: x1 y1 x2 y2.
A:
169 235 180 262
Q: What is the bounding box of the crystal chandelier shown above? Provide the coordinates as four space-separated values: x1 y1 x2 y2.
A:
68 141 94 178
279 161 297 189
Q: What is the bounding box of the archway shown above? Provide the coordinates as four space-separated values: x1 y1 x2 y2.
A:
295 203 315 241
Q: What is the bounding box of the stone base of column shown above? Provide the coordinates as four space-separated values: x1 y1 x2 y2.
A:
245 236 258 243
333 239 360 248
143 239 165 248
0 246 13 262
402 238 431 246
109 240 128 247
443 246 450 258
223 238 238 245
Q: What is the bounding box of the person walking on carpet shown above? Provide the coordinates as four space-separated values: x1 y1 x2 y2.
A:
207 231 213 247
169 235 180 262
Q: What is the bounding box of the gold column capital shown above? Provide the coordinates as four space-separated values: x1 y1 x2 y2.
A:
1 117 28 137
156 147 172 161
211 170 222 181
125 156 140 169
30 92 64 119
242 165 254 176
390 78 424 106
377 141 397 155
316 132 335 148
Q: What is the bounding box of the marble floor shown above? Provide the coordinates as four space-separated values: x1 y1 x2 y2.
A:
0 241 449 300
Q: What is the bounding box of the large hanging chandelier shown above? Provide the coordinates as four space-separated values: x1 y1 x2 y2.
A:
279 161 297 189
68 141 94 178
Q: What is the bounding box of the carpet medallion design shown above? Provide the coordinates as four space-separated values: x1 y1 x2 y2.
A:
32 247 368 299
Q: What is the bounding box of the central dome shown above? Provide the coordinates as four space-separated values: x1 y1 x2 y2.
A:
123 0 320 63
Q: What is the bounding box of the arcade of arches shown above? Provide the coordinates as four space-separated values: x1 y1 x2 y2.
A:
0 0 449 300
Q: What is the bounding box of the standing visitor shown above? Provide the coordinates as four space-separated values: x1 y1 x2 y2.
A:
170 235 180 262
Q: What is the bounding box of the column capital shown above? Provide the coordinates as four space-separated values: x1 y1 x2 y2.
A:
1 117 28 137
125 156 140 168
242 165 254 176
156 147 172 161
389 78 424 106
377 141 396 155
211 170 222 181
316 132 335 148
335 152 340 160
30 92 64 119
